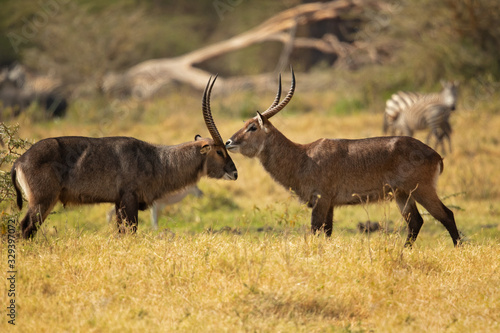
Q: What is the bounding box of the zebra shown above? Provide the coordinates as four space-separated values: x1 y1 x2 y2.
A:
383 91 421 135
383 81 459 153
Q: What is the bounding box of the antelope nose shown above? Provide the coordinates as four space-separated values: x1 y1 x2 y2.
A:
230 161 238 180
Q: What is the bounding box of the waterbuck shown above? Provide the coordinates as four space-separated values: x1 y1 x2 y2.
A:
12 76 237 238
225 70 461 247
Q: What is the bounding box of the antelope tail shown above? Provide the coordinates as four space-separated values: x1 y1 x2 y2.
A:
11 167 23 209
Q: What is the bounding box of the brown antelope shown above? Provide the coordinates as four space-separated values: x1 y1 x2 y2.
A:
11 76 237 238
226 69 462 247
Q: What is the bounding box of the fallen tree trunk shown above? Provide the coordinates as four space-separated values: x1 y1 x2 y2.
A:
102 0 373 98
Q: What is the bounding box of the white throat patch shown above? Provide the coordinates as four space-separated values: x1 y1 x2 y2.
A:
256 140 266 157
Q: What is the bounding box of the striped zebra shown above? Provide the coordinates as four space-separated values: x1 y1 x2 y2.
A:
383 81 459 153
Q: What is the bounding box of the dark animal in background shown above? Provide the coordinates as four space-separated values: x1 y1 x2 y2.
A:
357 221 381 233
11 76 237 238
0 67 31 117
0 64 68 119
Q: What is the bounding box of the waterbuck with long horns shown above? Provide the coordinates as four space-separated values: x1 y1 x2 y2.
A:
12 76 237 238
226 69 461 247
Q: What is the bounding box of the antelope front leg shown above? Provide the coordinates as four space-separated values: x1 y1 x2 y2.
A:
116 193 139 234
310 199 334 236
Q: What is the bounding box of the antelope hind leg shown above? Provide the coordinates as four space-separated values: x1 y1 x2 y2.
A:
20 199 58 239
413 186 461 246
395 190 424 247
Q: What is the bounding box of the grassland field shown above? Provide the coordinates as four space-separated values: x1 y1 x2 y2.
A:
1 85 499 332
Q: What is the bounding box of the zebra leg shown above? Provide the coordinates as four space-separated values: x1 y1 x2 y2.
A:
435 131 446 154
428 126 446 154
425 129 434 146
437 123 452 155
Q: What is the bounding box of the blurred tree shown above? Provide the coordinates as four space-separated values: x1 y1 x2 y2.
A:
101 0 365 98
332 0 500 108
1 0 242 94
2 0 499 103
292 0 362 70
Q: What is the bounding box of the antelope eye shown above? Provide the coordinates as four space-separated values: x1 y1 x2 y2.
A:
217 150 224 157
247 124 257 132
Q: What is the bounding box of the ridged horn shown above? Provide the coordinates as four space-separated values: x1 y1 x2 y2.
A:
202 75 224 146
261 68 295 119
261 73 282 113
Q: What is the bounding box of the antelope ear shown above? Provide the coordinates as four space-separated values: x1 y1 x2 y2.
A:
256 111 269 133
256 111 266 128
200 144 211 154
195 134 202 141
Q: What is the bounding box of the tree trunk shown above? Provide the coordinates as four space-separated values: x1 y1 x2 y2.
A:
102 0 375 98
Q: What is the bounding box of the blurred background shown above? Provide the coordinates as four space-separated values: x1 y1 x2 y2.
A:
1 0 500 119
2 4 500 330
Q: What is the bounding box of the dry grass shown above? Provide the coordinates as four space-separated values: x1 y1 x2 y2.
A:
2 231 499 332
1 91 500 331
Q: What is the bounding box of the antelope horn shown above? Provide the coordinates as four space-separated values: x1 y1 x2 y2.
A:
202 75 224 146
261 67 295 119
261 73 282 114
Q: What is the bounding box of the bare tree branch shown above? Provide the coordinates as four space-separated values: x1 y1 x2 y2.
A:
102 0 373 98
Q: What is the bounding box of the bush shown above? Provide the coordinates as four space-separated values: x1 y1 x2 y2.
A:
0 123 30 232
333 0 500 109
